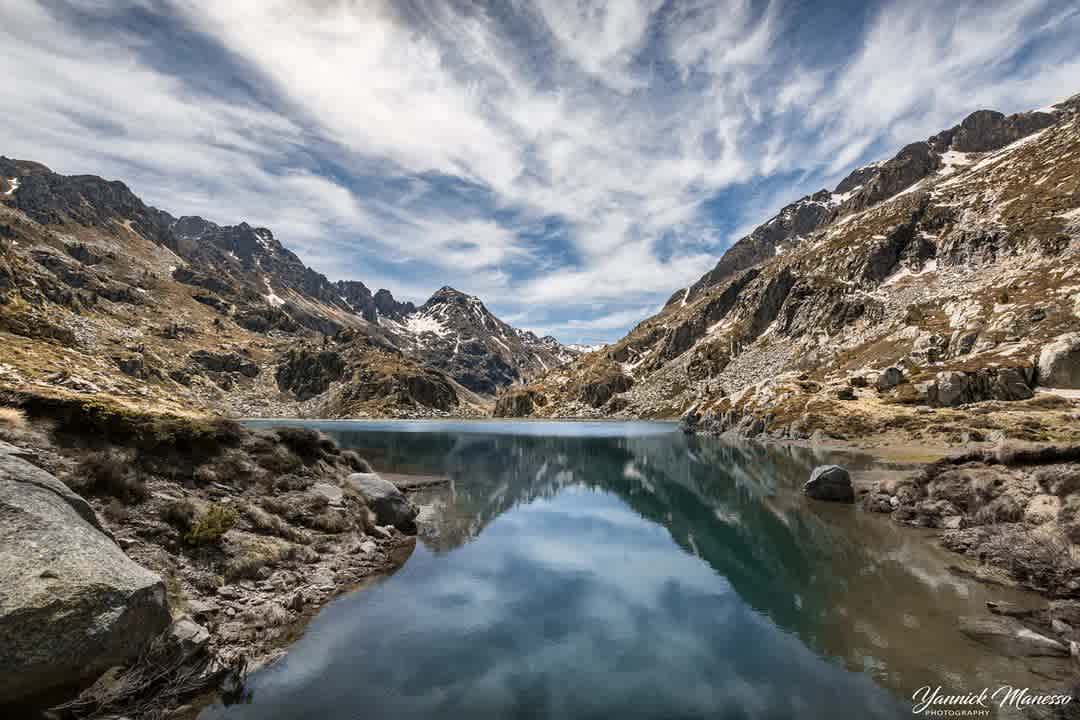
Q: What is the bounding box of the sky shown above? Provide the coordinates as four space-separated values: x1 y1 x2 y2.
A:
2 1 1079 344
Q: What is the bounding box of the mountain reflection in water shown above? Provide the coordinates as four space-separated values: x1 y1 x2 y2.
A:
204 420 1050 720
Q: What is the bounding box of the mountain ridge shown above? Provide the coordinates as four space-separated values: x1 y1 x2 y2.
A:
0 157 576 417
497 92 1080 451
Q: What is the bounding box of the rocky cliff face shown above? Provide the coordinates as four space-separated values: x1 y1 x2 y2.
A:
0 157 573 417
507 94 1080 448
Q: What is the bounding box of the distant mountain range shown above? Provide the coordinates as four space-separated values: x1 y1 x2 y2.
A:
0 157 578 416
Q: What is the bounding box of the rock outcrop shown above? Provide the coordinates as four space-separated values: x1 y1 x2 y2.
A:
348 472 418 531
1038 333 1080 389
0 451 170 704
493 388 548 418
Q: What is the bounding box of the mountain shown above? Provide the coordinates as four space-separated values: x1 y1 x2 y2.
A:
0 157 574 417
498 94 1080 449
381 286 575 394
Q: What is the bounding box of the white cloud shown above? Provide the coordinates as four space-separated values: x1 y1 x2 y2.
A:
1 0 1077 342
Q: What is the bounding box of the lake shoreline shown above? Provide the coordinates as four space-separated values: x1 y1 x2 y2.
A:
0 392 422 720
4 399 1078 718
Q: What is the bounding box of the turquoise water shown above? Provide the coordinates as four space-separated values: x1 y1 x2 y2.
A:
203 420 1046 720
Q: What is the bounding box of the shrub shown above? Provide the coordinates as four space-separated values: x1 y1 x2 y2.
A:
162 498 198 531
185 504 237 546
310 511 350 534
193 465 218 485
225 552 271 582
341 450 373 473
78 450 148 503
273 426 330 460
251 441 302 474
243 503 310 543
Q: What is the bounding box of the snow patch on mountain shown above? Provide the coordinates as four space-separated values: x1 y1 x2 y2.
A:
405 314 451 337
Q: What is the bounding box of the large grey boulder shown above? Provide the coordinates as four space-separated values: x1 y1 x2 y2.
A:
933 371 970 407
0 453 170 704
348 472 418 532
958 616 1069 657
803 465 855 503
1038 333 1080 389
874 366 905 391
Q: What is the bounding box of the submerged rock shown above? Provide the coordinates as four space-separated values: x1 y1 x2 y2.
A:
803 465 855 503
0 453 170 704
348 472 418 532
958 616 1069 657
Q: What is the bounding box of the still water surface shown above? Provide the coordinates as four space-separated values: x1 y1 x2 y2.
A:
202 420 1048 720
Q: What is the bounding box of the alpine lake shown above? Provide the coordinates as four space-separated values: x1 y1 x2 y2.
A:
198 420 1059 720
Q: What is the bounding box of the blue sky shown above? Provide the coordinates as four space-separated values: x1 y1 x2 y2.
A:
2 1 1078 344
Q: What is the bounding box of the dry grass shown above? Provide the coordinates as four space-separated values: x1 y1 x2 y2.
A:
242 503 310 543
0 405 27 430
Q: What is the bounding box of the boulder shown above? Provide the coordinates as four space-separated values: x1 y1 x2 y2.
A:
989 367 1034 401
0 454 170 704
932 371 969 407
875 366 905 391
311 482 344 508
348 472 418 532
803 465 855 503
1038 333 1080 389
958 616 1069 657
169 618 210 657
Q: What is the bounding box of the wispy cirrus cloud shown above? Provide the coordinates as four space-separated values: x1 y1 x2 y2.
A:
1 0 1077 344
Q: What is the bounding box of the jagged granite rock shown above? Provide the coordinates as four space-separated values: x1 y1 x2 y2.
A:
0 452 170 704
949 109 1057 153
348 472 418 532
803 465 854 503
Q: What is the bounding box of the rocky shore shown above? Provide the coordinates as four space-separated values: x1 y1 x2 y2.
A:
0 390 421 719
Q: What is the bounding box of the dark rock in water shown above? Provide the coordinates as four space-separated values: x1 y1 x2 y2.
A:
803 465 854 503
348 472 418 532
958 615 1069 657
0 453 170 704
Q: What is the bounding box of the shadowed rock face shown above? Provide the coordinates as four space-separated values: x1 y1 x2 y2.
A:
0 451 170 704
